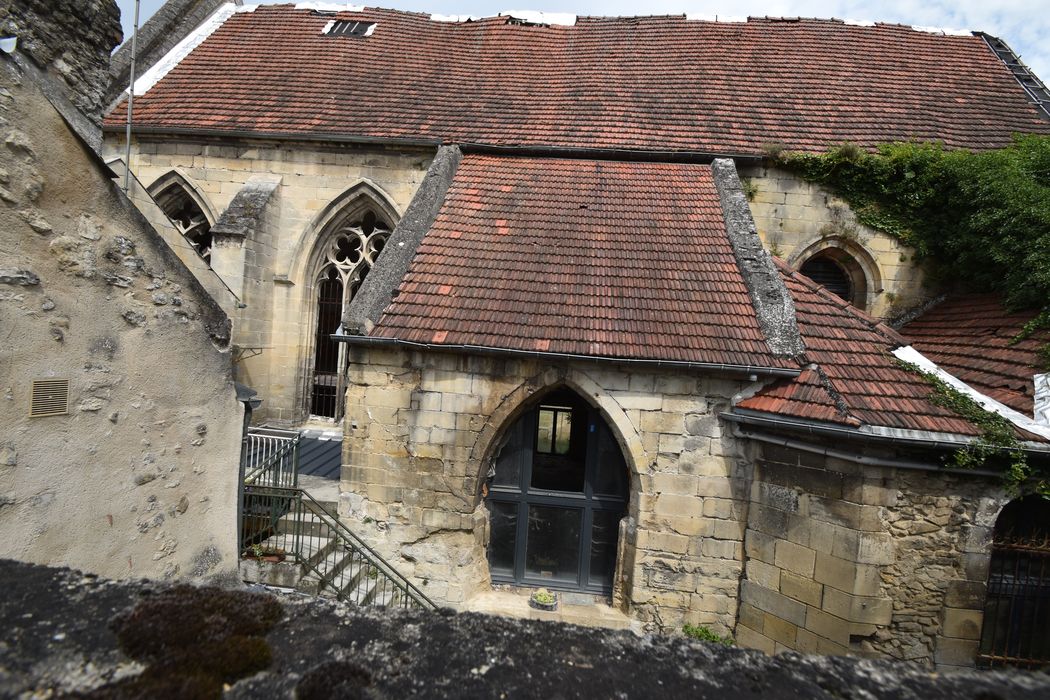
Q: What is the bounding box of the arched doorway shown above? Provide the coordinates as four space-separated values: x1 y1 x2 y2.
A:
484 388 629 594
977 495 1050 668
308 210 391 419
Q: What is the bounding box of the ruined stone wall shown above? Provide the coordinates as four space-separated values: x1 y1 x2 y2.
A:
873 470 1005 668
738 164 928 320
0 57 242 581
102 136 433 423
341 345 758 634
0 0 122 125
736 442 1005 669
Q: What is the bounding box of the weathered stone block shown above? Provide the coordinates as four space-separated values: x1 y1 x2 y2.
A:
941 608 983 641
702 497 735 519
654 494 702 518
653 473 698 496
738 602 765 632
804 607 851 648
740 580 807 627
745 559 781 590
734 625 776 655
641 411 686 435
944 580 987 610
702 538 742 560
780 571 823 607
658 433 685 455
821 587 892 625
745 530 776 563
813 552 881 597
763 613 799 647
774 540 816 577
933 636 979 667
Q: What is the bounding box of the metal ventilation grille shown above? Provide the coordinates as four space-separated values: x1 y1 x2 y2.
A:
30 378 69 417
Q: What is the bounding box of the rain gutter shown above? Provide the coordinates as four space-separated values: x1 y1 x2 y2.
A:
332 333 801 379
722 410 1050 455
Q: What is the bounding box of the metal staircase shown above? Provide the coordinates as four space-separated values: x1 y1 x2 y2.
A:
239 427 435 610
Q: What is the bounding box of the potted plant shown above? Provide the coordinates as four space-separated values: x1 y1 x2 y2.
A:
529 588 558 611
245 543 287 563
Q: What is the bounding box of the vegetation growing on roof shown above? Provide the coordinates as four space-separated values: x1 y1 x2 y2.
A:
896 359 1048 497
774 136 1050 367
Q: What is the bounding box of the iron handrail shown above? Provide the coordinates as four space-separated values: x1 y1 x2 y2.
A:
243 427 301 488
244 484 436 610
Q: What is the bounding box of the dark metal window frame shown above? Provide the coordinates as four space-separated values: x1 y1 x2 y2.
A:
977 496 1050 669
487 397 628 595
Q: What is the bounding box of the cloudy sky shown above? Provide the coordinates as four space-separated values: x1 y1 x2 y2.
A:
113 0 1049 83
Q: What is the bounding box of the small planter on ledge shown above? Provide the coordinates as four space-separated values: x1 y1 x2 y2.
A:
529 588 558 611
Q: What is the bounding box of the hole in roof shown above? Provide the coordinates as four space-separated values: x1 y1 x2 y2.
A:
324 20 376 37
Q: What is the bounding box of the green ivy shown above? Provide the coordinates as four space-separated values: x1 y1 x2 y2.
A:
682 623 734 646
775 137 1050 361
896 360 1047 496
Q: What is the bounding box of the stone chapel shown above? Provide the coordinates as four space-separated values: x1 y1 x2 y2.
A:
97 1 1050 669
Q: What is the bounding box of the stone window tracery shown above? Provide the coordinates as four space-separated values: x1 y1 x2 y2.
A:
315 210 390 304
310 209 392 419
154 183 213 264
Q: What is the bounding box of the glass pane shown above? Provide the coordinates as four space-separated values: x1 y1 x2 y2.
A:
593 421 629 497
553 410 572 455
525 506 581 583
487 501 518 575
492 420 524 488
589 510 623 588
536 409 554 453
530 453 585 492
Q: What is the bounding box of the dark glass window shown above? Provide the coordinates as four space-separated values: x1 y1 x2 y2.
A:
485 388 629 594
800 256 852 301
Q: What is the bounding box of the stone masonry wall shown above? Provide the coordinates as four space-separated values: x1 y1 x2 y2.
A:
873 470 1006 668
736 442 1006 669
736 443 895 657
102 136 434 422
0 0 123 125
0 56 242 581
340 346 761 634
738 163 928 320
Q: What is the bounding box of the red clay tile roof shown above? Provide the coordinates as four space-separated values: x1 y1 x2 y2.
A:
104 6 1050 154
901 295 1049 415
369 155 794 369
739 262 984 436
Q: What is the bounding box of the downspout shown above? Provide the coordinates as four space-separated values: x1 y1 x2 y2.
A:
123 0 140 192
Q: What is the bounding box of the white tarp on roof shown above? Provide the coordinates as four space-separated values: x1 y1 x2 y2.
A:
130 3 256 97
893 345 1050 441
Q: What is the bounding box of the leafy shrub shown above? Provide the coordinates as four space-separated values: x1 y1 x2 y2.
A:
682 623 734 646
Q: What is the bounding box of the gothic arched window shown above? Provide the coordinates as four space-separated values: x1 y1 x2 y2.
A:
309 210 392 418
150 174 214 265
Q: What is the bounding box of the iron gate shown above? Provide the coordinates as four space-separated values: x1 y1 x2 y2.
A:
977 496 1050 669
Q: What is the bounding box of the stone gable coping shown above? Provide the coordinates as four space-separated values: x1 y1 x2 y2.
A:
711 158 804 358
344 144 462 334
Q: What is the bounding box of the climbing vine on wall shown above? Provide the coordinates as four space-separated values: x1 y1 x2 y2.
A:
896 360 1048 497
774 136 1050 365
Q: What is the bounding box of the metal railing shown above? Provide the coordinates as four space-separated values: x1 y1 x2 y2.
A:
242 426 301 488
977 531 1050 669
240 484 435 611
